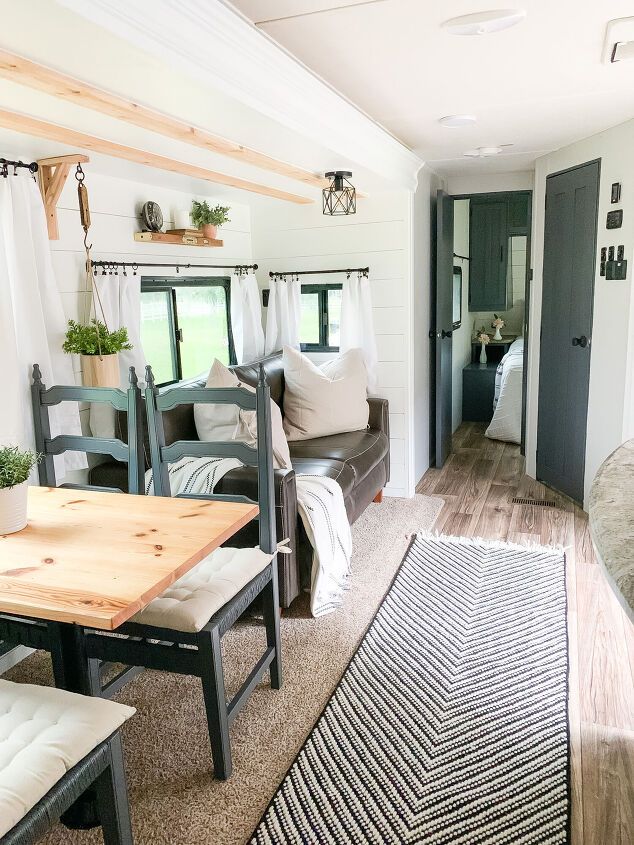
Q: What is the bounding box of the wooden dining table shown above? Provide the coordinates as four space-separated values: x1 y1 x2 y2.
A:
0 485 258 694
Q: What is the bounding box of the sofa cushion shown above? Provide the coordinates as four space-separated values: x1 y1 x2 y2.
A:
233 352 285 407
289 429 388 487
0 680 134 838
289 457 356 500
282 347 369 441
194 359 292 470
130 546 274 633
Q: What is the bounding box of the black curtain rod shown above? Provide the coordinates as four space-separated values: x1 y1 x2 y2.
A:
269 267 369 278
91 260 258 273
0 158 39 176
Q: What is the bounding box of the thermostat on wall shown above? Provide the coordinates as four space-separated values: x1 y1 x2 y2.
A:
606 209 623 229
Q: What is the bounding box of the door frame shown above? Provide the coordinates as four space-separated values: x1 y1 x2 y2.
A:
430 189 455 469
536 158 601 503
441 189 533 454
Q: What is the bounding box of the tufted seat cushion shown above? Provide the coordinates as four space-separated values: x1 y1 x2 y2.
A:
130 546 274 633
0 680 134 838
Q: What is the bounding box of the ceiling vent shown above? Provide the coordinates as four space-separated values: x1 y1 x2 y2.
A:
602 17 634 63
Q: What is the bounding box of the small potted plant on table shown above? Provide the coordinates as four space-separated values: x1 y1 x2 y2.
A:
190 200 230 239
63 319 132 388
0 447 40 534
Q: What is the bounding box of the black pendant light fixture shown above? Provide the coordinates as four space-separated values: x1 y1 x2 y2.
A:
322 171 356 216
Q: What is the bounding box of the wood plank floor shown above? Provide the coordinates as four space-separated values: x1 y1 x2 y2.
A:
417 423 634 845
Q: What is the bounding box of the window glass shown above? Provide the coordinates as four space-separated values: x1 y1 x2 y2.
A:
299 283 343 351
327 288 342 348
140 278 233 386
176 285 230 378
140 290 176 385
300 291 320 345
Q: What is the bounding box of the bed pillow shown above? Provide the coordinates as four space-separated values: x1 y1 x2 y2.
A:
194 359 292 470
282 346 369 441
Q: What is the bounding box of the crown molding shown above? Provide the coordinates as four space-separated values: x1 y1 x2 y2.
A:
58 0 423 191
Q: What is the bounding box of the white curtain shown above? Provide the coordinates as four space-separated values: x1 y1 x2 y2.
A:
265 275 301 354
340 272 378 393
89 269 147 437
0 169 85 477
230 272 265 364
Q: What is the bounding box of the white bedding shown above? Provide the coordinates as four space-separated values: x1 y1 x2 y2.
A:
485 338 524 444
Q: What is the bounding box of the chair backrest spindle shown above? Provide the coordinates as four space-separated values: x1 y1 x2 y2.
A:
144 363 276 554
30 364 144 494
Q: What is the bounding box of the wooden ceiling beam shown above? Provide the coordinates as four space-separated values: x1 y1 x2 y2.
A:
0 108 314 204
0 49 327 190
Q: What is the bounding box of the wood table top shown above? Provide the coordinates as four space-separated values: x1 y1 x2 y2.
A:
0 487 258 630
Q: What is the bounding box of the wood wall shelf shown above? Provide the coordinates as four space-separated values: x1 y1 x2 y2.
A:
134 231 223 247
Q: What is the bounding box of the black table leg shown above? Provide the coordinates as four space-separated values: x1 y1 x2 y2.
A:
49 621 103 830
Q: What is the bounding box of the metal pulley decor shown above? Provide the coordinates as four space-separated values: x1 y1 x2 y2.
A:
322 171 356 216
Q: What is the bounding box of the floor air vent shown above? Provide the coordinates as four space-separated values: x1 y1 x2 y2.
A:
512 497 556 507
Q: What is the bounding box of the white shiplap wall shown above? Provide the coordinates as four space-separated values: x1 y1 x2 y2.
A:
47 170 252 474
250 191 413 497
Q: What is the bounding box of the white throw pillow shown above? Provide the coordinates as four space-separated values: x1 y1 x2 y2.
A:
282 346 369 441
194 359 292 470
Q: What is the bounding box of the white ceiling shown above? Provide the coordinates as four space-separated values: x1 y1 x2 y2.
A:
0 0 408 204
229 0 634 174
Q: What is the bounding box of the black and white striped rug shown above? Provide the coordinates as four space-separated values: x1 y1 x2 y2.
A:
251 533 569 844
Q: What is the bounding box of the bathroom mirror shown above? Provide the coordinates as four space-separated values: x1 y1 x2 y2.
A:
452 265 462 329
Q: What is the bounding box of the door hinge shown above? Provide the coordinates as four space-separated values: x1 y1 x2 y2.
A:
176 328 184 343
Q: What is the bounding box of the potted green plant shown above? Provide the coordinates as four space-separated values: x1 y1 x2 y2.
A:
0 446 40 534
190 200 231 239
63 319 132 388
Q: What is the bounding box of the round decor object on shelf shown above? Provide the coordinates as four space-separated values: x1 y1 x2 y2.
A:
141 201 164 232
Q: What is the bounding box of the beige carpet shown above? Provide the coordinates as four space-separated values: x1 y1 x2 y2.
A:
7 494 443 845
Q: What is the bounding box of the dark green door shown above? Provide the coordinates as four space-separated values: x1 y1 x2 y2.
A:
469 200 508 311
537 159 599 503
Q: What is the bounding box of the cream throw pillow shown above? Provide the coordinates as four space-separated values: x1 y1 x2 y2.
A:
194 359 292 470
282 346 369 441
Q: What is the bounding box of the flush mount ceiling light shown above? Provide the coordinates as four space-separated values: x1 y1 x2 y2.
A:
323 171 356 216
439 115 477 128
442 9 526 36
602 17 634 63
464 145 511 158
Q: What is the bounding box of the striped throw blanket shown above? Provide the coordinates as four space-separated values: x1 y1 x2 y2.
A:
145 457 352 617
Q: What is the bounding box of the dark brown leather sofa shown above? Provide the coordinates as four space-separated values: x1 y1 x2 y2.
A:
89 351 390 607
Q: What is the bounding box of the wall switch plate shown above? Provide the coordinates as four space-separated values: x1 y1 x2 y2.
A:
611 182 622 203
605 259 628 280
607 209 623 228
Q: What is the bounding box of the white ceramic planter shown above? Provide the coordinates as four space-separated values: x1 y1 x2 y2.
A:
173 207 190 229
0 481 28 535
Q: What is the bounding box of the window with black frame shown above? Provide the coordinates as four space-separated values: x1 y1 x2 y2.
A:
300 283 342 352
140 276 236 386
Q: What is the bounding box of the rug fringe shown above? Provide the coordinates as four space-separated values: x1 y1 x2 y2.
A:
413 530 570 556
